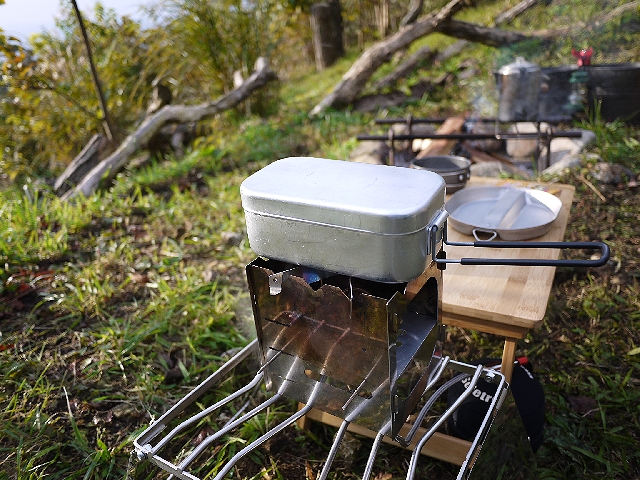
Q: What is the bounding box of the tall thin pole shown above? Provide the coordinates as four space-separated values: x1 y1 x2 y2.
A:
70 0 115 141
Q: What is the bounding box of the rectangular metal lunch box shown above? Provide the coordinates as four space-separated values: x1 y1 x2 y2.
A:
240 157 447 282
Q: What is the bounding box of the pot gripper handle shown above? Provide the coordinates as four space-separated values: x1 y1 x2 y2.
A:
440 240 610 268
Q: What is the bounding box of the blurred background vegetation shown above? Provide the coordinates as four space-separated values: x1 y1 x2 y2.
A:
2 0 639 183
0 0 423 183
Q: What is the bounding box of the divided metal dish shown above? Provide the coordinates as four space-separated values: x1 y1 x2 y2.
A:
445 186 562 241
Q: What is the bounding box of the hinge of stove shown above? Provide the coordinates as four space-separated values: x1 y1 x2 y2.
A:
268 272 286 295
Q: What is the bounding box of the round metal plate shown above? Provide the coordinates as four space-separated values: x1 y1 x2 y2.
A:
445 186 562 241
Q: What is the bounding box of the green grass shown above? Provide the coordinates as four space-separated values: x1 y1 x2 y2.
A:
577 108 640 169
2 0 640 478
0 168 257 479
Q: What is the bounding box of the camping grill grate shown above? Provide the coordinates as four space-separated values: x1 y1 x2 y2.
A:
357 115 584 170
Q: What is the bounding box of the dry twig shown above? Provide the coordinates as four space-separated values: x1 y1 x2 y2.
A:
579 173 607 202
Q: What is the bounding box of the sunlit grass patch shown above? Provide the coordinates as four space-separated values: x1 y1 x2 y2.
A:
0 167 257 478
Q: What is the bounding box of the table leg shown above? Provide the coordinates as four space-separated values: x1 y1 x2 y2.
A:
296 402 312 430
501 338 518 383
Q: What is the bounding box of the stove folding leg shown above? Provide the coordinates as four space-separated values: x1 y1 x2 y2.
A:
151 370 265 454
406 364 508 480
317 419 351 480
137 392 317 479
210 404 315 480
318 420 395 480
298 361 508 480
134 340 260 460
170 394 282 474
404 365 484 479
395 355 451 446
362 429 388 480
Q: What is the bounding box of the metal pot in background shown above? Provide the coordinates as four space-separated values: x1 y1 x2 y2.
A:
538 63 640 124
411 155 471 194
495 57 541 122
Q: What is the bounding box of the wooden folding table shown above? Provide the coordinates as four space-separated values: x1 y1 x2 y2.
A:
439 176 575 382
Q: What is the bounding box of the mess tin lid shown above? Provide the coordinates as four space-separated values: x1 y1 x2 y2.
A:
240 157 446 235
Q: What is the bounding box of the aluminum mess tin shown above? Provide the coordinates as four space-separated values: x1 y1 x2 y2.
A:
240 157 446 282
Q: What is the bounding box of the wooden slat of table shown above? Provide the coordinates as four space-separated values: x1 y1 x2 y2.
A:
300 407 472 465
442 177 575 332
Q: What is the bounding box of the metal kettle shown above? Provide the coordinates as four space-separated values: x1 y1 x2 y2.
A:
495 57 541 122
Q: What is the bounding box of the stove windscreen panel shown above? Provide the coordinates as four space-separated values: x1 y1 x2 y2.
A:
246 257 442 436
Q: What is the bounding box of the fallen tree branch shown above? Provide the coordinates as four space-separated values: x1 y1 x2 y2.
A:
399 0 424 27
372 46 435 90
64 58 277 200
494 0 538 25
436 19 531 46
313 0 542 111
579 172 607 202
310 0 467 115
54 134 109 196
599 0 640 23
380 0 539 89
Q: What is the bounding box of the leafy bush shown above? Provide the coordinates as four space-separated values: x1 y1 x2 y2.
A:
1 5 158 180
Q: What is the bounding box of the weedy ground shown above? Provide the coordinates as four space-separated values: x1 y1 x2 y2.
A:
2 115 639 480
1 0 640 478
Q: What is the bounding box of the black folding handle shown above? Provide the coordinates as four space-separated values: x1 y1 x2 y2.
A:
429 223 611 268
439 239 610 268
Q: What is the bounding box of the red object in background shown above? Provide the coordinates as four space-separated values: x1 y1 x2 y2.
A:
572 47 593 66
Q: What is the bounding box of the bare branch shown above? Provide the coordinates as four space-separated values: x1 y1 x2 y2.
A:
494 0 538 25
372 46 435 90
351 0 540 92
531 0 640 37
436 19 531 47
64 58 277 200
310 0 468 115
71 0 116 141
